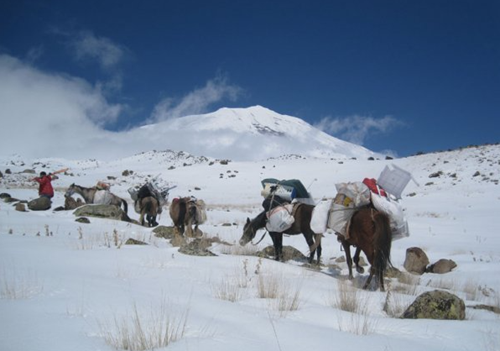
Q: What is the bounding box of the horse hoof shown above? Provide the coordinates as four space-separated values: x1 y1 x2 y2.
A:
356 267 365 274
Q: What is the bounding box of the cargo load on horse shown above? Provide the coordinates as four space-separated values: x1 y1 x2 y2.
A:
260 178 314 233
128 177 175 214
261 178 314 205
311 164 415 241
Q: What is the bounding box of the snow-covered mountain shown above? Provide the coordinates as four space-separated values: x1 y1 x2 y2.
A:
2 105 379 162
135 106 378 161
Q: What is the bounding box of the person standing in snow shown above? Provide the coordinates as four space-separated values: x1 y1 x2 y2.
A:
32 168 68 199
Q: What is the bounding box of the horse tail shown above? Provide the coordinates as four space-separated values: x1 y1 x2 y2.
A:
178 199 187 225
373 212 392 274
121 199 128 214
144 198 152 215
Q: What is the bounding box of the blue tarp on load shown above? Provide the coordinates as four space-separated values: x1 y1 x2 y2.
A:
261 178 310 199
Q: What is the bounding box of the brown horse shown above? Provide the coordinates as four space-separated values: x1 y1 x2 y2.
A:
239 203 323 264
139 196 159 227
169 197 206 237
338 207 392 291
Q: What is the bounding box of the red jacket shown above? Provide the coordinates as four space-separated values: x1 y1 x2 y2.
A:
34 175 54 197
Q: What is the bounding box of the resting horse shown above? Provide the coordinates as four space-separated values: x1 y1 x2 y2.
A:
169 197 206 237
338 207 392 291
139 196 159 227
65 183 128 214
239 203 322 264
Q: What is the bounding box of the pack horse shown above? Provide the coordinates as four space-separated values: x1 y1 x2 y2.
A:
239 202 323 264
169 197 207 237
65 183 128 214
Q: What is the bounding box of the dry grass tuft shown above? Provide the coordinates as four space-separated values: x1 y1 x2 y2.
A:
99 300 188 351
1 265 44 299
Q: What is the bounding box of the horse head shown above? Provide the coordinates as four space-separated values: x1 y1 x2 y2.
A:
65 183 77 197
239 217 258 246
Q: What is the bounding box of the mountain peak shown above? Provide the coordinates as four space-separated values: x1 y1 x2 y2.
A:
140 105 379 161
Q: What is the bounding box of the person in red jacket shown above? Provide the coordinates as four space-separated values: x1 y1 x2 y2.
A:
33 171 55 199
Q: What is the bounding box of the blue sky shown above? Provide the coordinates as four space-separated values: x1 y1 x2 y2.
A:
1 0 499 157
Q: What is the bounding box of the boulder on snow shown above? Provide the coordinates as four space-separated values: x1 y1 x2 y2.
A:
65 196 85 210
153 225 177 240
73 204 130 222
404 247 430 275
426 259 457 274
178 238 216 256
28 197 52 211
15 203 27 212
402 290 465 320
258 245 307 262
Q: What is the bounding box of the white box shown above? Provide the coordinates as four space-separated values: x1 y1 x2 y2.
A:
378 164 414 199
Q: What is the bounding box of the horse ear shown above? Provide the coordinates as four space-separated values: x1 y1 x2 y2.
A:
246 217 250 224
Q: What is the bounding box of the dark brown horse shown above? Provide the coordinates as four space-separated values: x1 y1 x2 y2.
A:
338 207 392 291
169 197 206 237
239 203 323 264
139 196 159 227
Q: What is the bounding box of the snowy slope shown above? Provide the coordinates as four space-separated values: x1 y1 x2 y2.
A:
0 144 499 351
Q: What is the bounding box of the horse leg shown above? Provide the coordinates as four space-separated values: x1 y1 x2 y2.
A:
363 266 376 290
304 232 317 264
353 248 365 274
270 232 283 261
309 233 323 265
316 235 322 264
342 240 354 280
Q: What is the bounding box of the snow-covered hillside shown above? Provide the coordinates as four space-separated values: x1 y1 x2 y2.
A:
1 144 499 351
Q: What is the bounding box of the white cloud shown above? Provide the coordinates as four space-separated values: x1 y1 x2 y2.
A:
314 114 401 146
150 75 243 122
0 54 122 159
71 30 125 71
26 45 44 64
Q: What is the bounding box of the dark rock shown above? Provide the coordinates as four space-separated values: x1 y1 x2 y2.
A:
258 245 306 262
429 171 443 178
125 238 148 245
75 217 91 224
15 203 27 212
65 196 84 210
4 196 19 203
0 193 11 199
469 304 500 315
178 238 216 256
427 259 457 274
73 204 130 222
28 197 52 211
153 226 177 240
402 290 465 320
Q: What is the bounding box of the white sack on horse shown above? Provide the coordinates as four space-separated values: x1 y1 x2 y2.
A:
192 199 207 224
335 182 371 207
311 199 332 234
94 190 115 205
328 203 356 236
266 204 295 232
371 192 410 240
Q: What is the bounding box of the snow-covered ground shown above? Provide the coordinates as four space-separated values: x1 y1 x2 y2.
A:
1 145 499 351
